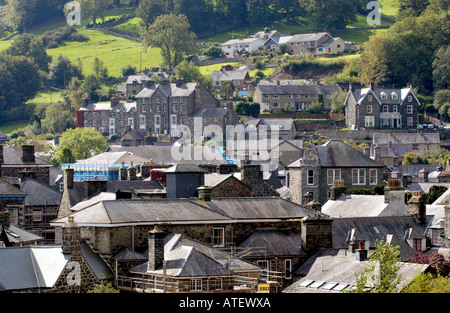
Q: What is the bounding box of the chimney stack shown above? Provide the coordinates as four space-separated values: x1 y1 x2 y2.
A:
374 144 381 163
119 162 128 181
241 164 263 181
0 144 3 164
147 226 165 272
301 215 333 254
363 144 370 157
21 145 35 163
407 191 426 224
418 167 428 183
64 167 74 190
128 162 137 181
198 186 212 202
330 180 346 200
62 216 81 254
303 192 313 205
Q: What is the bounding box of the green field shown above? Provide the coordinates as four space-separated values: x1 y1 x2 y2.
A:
379 0 400 19
0 121 29 136
46 29 162 77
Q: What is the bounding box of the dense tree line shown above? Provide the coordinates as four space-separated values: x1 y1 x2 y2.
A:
2 0 368 35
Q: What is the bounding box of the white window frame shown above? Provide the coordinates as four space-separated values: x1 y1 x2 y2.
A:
213 227 225 247
407 117 414 127
367 95 372 101
215 278 223 290
392 105 398 113
191 279 202 291
369 169 378 185
407 105 413 114
307 169 314 185
285 259 292 279
327 169 341 186
352 169 366 185
383 105 389 113
408 95 413 102
257 260 269 272
365 116 375 128
367 105 372 113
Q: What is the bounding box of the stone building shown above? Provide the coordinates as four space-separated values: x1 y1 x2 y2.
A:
0 144 52 186
253 82 342 113
20 178 62 244
77 80 229 139
0 217 113 292
344 83 420 129
288 140 386 205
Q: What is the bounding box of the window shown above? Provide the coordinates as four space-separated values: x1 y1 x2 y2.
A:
365 116 375 127
407 117 414 127
367 105 372 113
272 95 279 99
369 169 378 185
413 239 422 251
264 95 270 99
213 228 225 247
142 105 146 113
285 259 292 279
191 279 202 291
352 169 366 185
286 95 292 99
307 169 314 185
215 278 223 290
327 169 341 185
383 105 389 113
407 105 413 114
7 208 18 225
408 95 413 102
272 103 280 108
257 260 269 272
367 95 372 101
392 105 398 113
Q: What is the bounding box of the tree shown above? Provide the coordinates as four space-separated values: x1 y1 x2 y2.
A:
352 241 403 293
63 77 85 112
304 0 364 30
403 272 450 293
6 33 52 72
41 102 76 134
88 281 120 293
121 64 137 77
48 55 83 89
434 89 450 110
92 57 108 79
78 0 113 25
203 46 223 59
309 100 323 113
82 74 101 102
5 0 38 33
136 0 168 27
219 81 235 100
0 54 41 112
433 45 450 91
140 13 198 73
398 0 430 19
174 60 202 82
330 91 347 113
54 128 109 164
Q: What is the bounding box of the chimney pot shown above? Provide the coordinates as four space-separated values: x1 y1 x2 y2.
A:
21 145 35 163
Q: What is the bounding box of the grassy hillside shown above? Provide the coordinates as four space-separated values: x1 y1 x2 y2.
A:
46 29 162 77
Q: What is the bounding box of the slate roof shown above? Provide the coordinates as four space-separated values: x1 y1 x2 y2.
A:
52 197 315 226
350 86 415 105
1 145 51 166
52 199 230 226
135 82 196 98
205 198 318 220
221 37 264 46
331 215 433 261
108 145 228 165
162 164 209 173
211 70 249 82
73 151 149 166
20 178 61 207
0 242 112 292
0 178 26 197
283 248 429 293
373 133 440 145
237 228 305 257
78 101 137 113
256 84 340 96
288 32 330 43
134 233 261 273
1 225 43 245
130 245 235 277
188 107 230 118
244 118 296 131
322 195 389 218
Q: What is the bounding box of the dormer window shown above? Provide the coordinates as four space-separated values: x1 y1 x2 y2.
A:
380 92 387 100
391 92 398 100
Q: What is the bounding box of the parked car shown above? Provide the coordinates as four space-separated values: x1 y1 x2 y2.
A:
418 124 424 130
428 124 434 130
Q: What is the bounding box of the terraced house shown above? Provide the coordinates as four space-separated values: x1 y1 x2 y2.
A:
77 80 224 138
344 83 421 129
253 82 342 113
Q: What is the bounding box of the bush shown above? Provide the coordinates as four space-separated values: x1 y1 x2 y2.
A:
41 26 88 49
